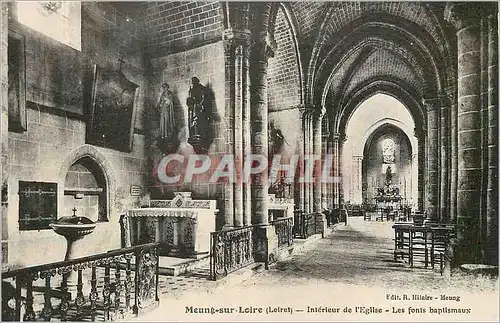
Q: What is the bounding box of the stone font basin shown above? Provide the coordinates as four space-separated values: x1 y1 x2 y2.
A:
50 216 96 240
50 213 97 298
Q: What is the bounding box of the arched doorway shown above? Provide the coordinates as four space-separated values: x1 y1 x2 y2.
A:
343 94 418 210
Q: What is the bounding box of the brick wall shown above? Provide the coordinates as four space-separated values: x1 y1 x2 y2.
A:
320 2 443 51
144 1 222 57
147 42 225 213
5 2 149 267
268 7 301 112
345 48 425 97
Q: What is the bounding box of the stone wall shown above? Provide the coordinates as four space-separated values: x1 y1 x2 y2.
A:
147 42 226 226
5 2 148 267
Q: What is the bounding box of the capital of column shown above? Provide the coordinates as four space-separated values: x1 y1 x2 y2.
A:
252 31 277 60
438 89 453 107
298 104 316 120
312 106 326 123
330 132 347 142
444 86 456 104
444 2 494 30
223 28 252 46
421 97 440 111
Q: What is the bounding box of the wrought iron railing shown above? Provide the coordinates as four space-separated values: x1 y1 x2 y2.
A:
271 217 294 248
293 211 324 239
210 226 257 281
2 243 160 322
293 210 307 238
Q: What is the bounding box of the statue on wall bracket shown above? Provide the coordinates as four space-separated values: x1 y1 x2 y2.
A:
155 82 179 154
186 77 212 154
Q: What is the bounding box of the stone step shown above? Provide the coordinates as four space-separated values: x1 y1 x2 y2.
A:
118 255 211 277
158 255 211 276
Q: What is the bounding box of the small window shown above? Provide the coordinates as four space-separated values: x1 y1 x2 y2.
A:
18 181 57 231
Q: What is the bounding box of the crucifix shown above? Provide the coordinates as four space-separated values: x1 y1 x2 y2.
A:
72 207 77 217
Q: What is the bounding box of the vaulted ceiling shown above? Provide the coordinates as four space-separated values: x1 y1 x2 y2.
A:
106 1 456 132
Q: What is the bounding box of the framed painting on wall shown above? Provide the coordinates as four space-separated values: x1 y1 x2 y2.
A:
8 31 27 132
86 64 139 152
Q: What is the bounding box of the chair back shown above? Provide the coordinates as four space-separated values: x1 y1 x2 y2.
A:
413 212 425 225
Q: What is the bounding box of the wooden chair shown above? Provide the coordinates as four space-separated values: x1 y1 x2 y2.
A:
409 226 429 268
393 224 411 262
429 225 455 271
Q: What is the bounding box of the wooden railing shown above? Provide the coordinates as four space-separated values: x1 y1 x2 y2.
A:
2 243 160 322
271 217 294 248
210 226 258 281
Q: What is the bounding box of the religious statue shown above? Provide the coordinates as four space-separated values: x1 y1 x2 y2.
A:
186 77 207 138
268 122 287 156
186 76 212 153
156 83 176 140
385 165 393 185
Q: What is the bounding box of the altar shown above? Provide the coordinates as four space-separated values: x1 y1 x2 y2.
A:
123 192 218 258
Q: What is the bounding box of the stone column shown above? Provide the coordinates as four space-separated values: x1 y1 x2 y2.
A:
1 2 8 265
422 97 440 221
448 85 458 224
339 134 347 208
303 108 315 214
242 41 252 227
486 11 498 264
331 133 340 208
233 42 244 227
312 108 324 213
297 106 306 211
223 29 251 228
306 107 314 213
415 128 426 212
439 92 451 223
222 38 235 229
411 153 418 208
326 135 335 209
445 3 486 263
250 34 275 226
321 118 330 210
352 156 363 204
302 110 310 213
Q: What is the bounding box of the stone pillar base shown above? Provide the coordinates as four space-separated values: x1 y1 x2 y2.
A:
320 213 327 237
253 225 277 269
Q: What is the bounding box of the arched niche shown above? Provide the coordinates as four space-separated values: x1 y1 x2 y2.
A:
362 124 415 205
63 157 107 222
57 145 116 222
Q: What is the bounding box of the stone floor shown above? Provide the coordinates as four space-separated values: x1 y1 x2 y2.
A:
133 217 499 322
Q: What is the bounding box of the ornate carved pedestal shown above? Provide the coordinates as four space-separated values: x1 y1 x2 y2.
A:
124 194 218 258
268 194 294 222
